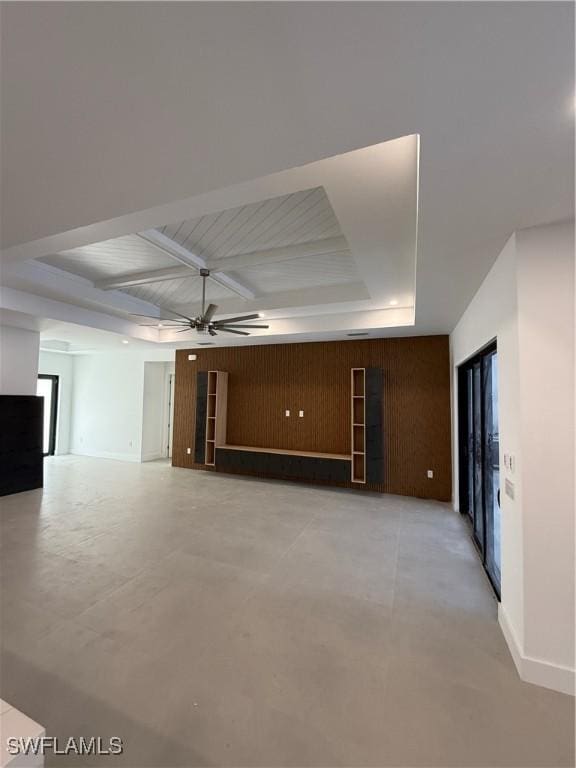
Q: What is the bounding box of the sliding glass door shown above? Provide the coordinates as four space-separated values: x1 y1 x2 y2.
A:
36 375 59 456
482 349 500 590
458 343 500 596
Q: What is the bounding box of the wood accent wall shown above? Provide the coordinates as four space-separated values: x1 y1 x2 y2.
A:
173 336 451 501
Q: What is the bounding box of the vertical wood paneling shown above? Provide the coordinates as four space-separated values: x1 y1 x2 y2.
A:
172 336 452 501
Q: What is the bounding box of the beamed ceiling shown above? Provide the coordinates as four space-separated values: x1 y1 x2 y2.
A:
38 187 360 318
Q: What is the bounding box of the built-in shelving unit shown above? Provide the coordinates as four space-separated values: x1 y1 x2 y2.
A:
351 368 366 483
194 366 381 488
205 370 228 466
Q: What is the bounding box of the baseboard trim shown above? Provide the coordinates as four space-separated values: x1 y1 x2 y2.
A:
499 604 575 696
141 452 164 462
70 449 141 463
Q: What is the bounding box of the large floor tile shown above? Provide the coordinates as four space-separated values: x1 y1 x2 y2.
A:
1 456 573 767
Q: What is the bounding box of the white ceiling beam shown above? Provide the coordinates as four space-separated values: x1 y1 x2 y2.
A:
205 236 349 272
137 229 255 300
1 260 165 318
96 235 350 291
137 229 205 269
96 265 197 290
0 285 160 343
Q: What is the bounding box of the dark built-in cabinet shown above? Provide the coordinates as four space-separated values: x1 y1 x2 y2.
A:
0 395 44 496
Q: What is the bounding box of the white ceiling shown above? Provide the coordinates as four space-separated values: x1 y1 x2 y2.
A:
39 322 161 354
0 2 573 349
40 234 176 282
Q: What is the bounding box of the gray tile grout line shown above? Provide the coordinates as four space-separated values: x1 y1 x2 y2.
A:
255 512 317 588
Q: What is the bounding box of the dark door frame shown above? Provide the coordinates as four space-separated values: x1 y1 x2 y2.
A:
38 374 59 457
457 340 500 598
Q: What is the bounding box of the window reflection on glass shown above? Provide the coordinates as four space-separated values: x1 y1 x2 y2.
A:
36 376 57 455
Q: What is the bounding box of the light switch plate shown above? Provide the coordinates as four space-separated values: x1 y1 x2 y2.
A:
427 469 434 478
285 409 290 417
299 410 304 418
188 354 197 361
186 448 191 455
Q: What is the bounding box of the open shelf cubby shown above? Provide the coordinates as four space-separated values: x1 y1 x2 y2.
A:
353 424 365 453
205 371 228 466
352 368 365 396
351 368 366 483
352 453 365 483
352 398 364 425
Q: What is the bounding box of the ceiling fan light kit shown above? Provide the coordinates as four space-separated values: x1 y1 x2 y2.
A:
132 269 269 336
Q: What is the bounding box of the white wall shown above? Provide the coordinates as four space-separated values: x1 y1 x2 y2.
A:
0 325 39 395
515 221 575 682
70 353 145 462
451 234 524 643
38 351 73 454
450 219 575 696
141 361 169 462
69 350 174 463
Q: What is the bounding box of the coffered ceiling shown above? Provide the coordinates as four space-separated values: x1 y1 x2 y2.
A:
2 135 418 344
37 187 361 320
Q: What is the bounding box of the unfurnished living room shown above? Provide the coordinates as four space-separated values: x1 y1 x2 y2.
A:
0 2 574 767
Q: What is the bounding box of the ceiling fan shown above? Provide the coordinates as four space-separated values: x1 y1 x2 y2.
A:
131 268 269 336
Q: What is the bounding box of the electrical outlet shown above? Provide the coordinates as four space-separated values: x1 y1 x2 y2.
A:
188 354 197 361
427 469 434 479
285 409 290 417
299 410 304 418
186 447 191 455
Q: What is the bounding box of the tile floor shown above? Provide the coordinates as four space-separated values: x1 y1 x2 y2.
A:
1 456 573 767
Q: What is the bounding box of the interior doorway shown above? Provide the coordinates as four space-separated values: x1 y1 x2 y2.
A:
36 374 59 456
457 342 501 597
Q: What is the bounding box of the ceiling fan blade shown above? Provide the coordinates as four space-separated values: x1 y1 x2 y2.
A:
217 327 250 336
202 303 218 323
213 323 269 329
136 322 188 327
213 313 261 325
208 328 217 336
130 313 190 323
174 327 194 333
